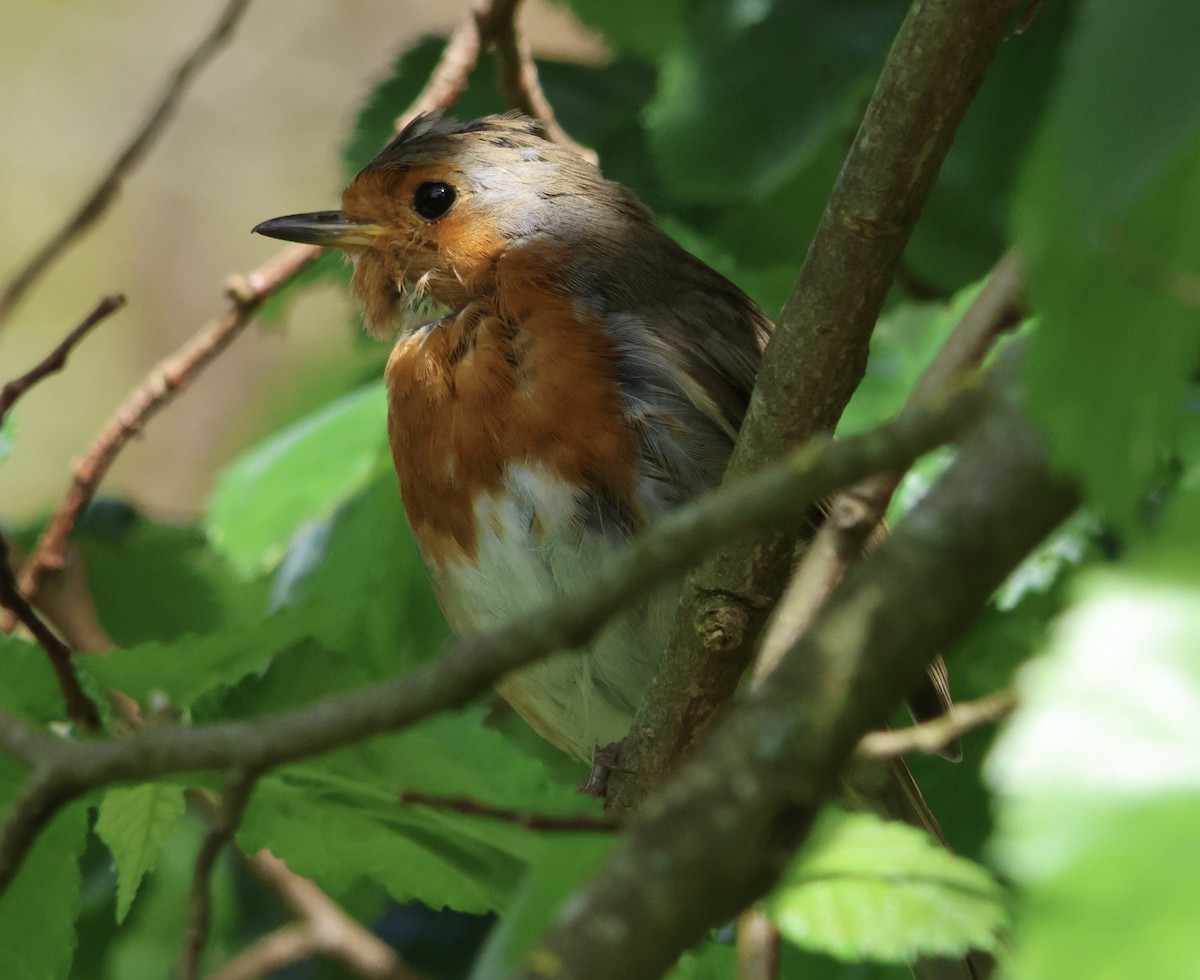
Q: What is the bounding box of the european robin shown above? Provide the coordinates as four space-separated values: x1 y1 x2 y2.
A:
253 112 950 764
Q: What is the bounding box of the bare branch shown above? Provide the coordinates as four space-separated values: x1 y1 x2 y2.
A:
0 388 982 897
856 688 1019 761
0 295 125 424
753 249 1028 683
179 770 262 980
736 910 781 980
479 0 597 162
0 0 254 328
3 245 318 622
400 791 620 832
205 923 316 980
0 537 100 731
394 13 484 133
608 0 1031 812
244 850 424 980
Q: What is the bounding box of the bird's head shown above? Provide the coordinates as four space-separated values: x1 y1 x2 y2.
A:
254 112 652 338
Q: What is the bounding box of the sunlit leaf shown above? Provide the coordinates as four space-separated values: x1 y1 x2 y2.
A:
766 809 1004 963
206 383 389 574
95 784 187 923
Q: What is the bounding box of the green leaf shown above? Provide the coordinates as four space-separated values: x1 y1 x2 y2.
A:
98 811 240 977
987 566 1200 980
206 382 389 574
0 411 14 466
645 0 900 204
79 609 319 710
0 635 74 723
75 508 269 647
550 0 685 59
766 809 1004 963
233 643 606 914
1016 0 1200 520
0 801 88 980
664 941 737 980
469 833 615 977
271 470 448 678
94 783 187 923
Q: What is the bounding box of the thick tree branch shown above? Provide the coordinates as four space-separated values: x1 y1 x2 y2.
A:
518 388 1078 980
0 0 254 329
0 388 982 896
610 0 1028 811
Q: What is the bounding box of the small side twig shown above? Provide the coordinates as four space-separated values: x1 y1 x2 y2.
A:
244 849 424 980
179 769 262 980
753 249 1027 683
478 0 597 162
6 243 319 622
0 0 255 328
0 295 126 423
400 790 621 832
204 923 316 980
0 538 100 732
856 688 1018 760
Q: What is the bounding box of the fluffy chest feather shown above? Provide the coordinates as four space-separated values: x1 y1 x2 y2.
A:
384 295 671 758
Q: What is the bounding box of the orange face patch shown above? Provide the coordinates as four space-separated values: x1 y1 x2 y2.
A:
342 165 509 317
384 271 639 569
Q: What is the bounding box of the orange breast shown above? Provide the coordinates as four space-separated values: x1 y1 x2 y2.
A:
384 286 640 570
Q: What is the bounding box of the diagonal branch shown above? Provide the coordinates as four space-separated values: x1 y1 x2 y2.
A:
609 0 1030 813
518 380 1078 980
753 249 1028 683
0 0 255 329
856 688 1018 761
0 385 984 897
479 0 597 162
179 771 261 980
6 244 319 621
0 538 100 732
0 295 126 423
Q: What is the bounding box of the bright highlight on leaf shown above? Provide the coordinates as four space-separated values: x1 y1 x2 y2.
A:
95 784 187 924
765 809 1004 964
206 383 389 574
988 570 1200 980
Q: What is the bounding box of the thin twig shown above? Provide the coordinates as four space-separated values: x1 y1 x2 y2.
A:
245 850 424 980
752 249 1028 684
0 388 985 898
736 909 781 980
179 769 262 980
478 0 597 162
205 923 316 980
0 295 126 423
856 688 1018 760
0 0 255 328
394 13 484 132
0 537 100 731
5 244 319 624
400 790 620 832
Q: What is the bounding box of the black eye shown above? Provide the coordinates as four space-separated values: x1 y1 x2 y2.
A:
412 181 456 220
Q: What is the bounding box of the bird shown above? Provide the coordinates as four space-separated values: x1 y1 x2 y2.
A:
252 111 953 766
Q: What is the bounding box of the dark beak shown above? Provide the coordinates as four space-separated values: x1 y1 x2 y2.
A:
252 210 383 247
